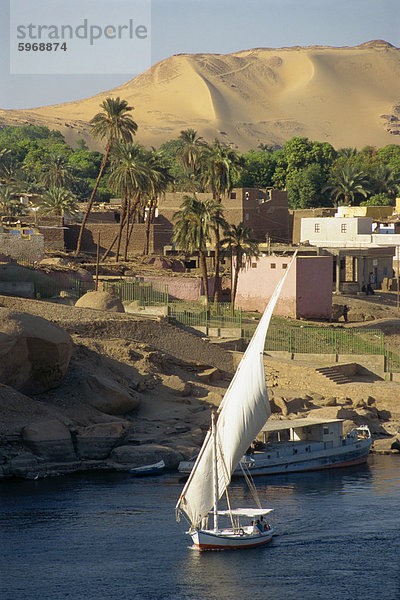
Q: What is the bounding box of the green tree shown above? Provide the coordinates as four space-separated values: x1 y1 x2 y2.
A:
41 154 75 189
324 164 372 205
371 164 400 199
0 185 24 216
236 149 276 188
173 196 223 308
75 97 138 255
143 149 173 255
286 164 329 209
37 187 78 217
176 129 206 172
360 193 394 206
221 222 259 310
107 141 152 261
199 140 243 302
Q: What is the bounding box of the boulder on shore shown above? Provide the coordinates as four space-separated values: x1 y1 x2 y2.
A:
0 308 73 393
22 419 76 461
82 374 140 415
75 291 124 312
75 421 131 459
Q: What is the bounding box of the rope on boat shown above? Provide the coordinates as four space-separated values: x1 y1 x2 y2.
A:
240 462 262 510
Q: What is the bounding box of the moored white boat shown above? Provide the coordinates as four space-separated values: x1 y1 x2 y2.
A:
176 252 298 550
178 420 372 477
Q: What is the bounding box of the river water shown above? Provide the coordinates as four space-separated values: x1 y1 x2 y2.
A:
1 455 399 600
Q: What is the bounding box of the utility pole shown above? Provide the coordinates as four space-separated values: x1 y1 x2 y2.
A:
95 232 101 291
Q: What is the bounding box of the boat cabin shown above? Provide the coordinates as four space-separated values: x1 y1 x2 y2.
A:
258 418 344 448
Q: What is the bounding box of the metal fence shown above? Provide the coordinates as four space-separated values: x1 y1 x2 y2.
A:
243 322 385 356
168 302 242 329
103 280 169 305
385 350 400 373
265 324 384 355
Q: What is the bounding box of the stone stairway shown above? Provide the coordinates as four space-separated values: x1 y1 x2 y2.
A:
315 365 353 385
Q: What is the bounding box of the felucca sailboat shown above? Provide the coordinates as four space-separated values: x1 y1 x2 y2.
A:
176 252 297 550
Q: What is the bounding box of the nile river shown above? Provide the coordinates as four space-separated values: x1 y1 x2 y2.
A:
1 455 399 600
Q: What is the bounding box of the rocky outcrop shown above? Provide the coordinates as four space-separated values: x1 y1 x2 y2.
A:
82 374 140 415
0 308 73 393
74 421 131 459
22 419 76 461
161 374 192 397
75 291 124 312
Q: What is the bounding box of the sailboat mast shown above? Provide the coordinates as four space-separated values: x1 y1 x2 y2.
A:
211 411 219 531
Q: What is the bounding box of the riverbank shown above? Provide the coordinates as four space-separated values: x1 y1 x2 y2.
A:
0 293 399 480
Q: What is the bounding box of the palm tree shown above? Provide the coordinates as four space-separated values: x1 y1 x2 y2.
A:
75 97 138 255
173 196 222 308
324 164 371 205
176 129 206 177
41 154 75 189
107 141 151 261
199 140 244 301
372 164 400 199
0 184 24 216
38 187 78 217
143 149 173 255
222 222 259 310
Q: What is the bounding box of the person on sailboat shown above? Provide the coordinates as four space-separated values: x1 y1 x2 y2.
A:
256 519 264 534
260 516 269 531
250 520 259 534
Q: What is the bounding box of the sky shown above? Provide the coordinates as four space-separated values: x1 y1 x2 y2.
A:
1 0 400 110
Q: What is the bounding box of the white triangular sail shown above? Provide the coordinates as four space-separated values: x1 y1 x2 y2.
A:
176 252 297 527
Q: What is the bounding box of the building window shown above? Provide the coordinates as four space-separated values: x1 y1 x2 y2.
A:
230 192 236 199
314 223 320 233
341 224 347 233
282 263 287 269
271 263 276 269
251 263 257 268
323 427 329 434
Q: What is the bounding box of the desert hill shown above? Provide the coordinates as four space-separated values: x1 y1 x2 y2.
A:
1 40 400 151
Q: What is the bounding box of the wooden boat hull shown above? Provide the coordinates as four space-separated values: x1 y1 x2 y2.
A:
190 528 274 551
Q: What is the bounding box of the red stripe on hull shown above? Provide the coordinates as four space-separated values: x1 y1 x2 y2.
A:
195 538 273 551
305 454 368 471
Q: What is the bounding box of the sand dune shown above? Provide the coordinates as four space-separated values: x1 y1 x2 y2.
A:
1 40 400 151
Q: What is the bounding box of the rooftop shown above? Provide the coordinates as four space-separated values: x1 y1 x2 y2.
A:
260 418 343 432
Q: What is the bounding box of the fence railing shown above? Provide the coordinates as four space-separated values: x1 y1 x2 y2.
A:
384 350 400 373
103 280 169 305
168 302 242 329
243 322 385 356
5 265 400 372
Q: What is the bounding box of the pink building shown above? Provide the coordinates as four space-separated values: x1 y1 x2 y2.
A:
235 255 333 319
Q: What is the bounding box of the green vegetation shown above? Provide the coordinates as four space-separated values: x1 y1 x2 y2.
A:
172 195 224 307
75 97 138 255
2 106 400 270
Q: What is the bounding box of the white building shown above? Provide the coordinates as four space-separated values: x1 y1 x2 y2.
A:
300 216 396 292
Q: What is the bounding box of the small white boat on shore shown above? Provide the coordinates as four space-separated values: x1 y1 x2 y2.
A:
129 460 165 476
